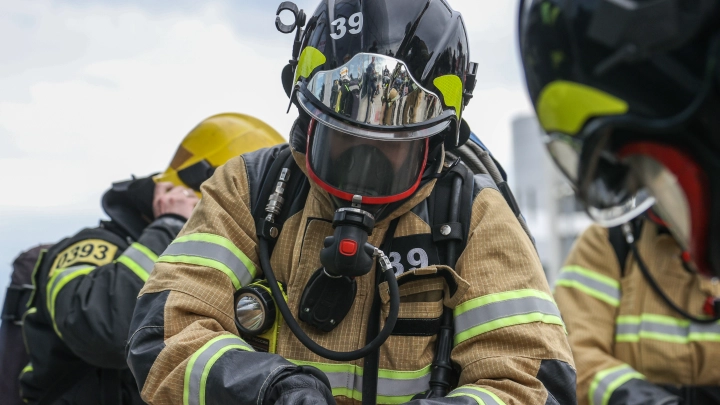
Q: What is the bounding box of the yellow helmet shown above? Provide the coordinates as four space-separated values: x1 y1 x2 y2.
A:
154 113 285 195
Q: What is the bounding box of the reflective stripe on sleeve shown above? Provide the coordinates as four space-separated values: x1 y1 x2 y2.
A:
589 364 644 405
453 289 564 345
46 265 95 337
616 314 720 343
555 265 620 306
290 360 431 404
21 363 33 376
183 334 254 405
116 242 158 282
159 233 256 289
447 386 506 405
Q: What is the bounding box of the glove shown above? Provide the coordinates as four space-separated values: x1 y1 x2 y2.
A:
264 366 336 405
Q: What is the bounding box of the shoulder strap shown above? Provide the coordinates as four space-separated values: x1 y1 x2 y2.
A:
608 225 630 278
428 161 474 268
252 145 310 256
608 218 644 278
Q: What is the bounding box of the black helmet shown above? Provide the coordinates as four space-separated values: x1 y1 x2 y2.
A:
519 0 720 276
280 0 477 206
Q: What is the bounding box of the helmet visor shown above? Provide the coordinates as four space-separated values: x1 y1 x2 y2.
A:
545 131 655 227
298 52 451 138
307 121 428 205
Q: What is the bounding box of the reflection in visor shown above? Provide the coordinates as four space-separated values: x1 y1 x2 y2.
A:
302 53 447 132
307 122 428 204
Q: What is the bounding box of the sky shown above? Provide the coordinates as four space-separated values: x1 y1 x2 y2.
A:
0 0 535 301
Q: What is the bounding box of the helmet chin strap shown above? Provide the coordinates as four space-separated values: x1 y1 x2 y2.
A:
623 223 720 323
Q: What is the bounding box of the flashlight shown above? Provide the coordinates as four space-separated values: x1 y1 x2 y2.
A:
234 283 276 336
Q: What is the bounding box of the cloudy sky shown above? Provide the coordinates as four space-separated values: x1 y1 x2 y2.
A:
0 0 534 298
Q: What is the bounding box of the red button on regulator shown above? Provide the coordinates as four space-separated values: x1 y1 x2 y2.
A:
339 239 358 256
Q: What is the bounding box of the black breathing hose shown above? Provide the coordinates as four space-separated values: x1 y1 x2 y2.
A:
630 242 720 324
258 238 401 361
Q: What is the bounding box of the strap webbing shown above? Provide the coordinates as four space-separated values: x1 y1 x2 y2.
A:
362 218 400 405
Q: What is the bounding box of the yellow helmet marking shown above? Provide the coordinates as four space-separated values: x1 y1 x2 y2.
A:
537 80 628 135
433 75 463 119
294 46 327 84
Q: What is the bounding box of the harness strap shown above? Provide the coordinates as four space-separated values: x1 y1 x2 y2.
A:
1 284 34 325
362 218 401 405
253 145 310 256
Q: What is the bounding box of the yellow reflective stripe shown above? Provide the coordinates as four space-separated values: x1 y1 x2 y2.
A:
183 335 254 405
455 289 556 315
616 313 720 343
117 256 147 282
116 243 159 282
21 363 33 376
589 364 644 405
159 233 256 289
289 359 431 404
46 265 95 337
454 289 564 345
555 265 620 306
117 242 158 282
448 386 506 405
537 80 629 135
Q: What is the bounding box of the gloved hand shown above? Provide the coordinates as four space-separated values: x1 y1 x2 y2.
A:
263 366 336 405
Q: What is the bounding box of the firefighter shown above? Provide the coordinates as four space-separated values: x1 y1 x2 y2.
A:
126 1 577 405
519 0 720 404
20 113 284 404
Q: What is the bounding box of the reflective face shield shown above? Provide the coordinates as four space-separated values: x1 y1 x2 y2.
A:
544 130 656 226
306 120 429 205
298 52 452 139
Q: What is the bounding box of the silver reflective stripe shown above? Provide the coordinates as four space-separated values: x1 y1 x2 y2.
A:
455 296 561 336
592 367 636 405
324 370 430 397
691 323 720 335
617 319 720 337
616 322 687 336
187 337 252 405
163 241 253 287
450 388 503 405
556 271 620 302
122 244 155 274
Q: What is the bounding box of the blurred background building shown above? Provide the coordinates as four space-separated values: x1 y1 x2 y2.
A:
510 116 592 285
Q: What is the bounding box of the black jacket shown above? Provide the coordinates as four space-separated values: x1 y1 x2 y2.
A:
20 177 185 405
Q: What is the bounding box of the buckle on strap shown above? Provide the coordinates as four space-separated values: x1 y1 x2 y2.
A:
2 284 35 325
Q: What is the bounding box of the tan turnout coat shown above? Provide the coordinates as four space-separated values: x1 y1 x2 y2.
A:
131 146 574 405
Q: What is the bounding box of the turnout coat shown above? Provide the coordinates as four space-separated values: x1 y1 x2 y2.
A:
127 137 576 405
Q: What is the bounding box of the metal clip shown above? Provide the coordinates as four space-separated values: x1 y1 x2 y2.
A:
621 222 635 244
373 247 394 273
265 168 291 222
